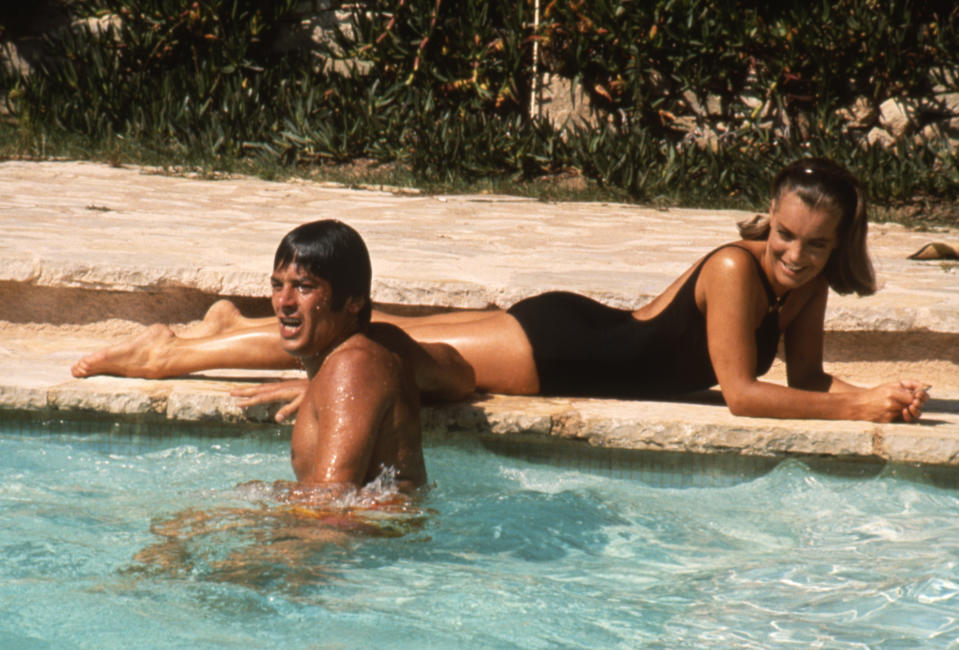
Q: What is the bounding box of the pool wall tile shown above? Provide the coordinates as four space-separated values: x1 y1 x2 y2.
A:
879 427 959 465
48 384 165 415
0 385 49 410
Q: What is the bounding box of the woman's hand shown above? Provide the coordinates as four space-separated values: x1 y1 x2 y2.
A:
853 380 930 423
231 379 309 423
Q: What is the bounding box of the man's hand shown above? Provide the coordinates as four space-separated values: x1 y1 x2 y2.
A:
232 379 309 423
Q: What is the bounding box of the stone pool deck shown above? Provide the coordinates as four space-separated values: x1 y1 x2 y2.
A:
1 160 958 467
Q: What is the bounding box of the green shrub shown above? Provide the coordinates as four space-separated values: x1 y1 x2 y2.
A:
9 0 309 164
3 0 957 215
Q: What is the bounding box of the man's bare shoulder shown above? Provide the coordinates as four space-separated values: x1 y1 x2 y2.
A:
315 333 404 389
365 322 416 354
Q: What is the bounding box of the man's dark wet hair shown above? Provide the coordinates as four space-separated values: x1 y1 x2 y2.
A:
274 220 372 326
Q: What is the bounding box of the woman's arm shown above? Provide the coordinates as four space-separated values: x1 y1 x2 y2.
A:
782 277 850 392
700 249 926 422
781 278 928 419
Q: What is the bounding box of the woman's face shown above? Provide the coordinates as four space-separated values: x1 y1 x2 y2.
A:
764 189 840 292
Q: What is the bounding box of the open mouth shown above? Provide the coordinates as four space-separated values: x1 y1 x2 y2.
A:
278 316 303 337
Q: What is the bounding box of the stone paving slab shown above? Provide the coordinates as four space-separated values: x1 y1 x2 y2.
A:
1 338 957 466
2 160 958 328
1 160 958 467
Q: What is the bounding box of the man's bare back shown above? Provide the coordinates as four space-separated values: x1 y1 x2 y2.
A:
290 327 426 492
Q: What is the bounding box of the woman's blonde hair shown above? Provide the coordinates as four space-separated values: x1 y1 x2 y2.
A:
738 157 876 296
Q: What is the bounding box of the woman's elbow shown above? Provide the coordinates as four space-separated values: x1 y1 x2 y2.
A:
725 398 752 417
720 384 758 417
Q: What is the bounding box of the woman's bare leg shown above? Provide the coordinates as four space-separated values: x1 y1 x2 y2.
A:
372 309 502 328
378 310 540 394
71 299 294 378
71 321 297 378
175 302 495 340
175 300 274 339
72 300 539 394
68 302 427 379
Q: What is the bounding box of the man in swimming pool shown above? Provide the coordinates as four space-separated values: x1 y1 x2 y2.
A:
262 220 473 493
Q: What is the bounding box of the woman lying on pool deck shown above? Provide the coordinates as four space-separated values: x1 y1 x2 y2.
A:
72 157 929 423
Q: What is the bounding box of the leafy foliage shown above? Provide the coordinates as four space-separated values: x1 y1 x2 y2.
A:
3 0 958 212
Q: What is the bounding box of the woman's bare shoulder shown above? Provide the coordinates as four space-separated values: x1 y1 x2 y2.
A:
698 241 763 281
689 242 771 319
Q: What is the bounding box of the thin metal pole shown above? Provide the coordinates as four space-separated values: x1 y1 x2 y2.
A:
530 0 540 119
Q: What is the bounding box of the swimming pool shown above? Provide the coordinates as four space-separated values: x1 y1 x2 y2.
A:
2 417 959 648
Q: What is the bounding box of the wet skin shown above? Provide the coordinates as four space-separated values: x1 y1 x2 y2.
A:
270 263 426 491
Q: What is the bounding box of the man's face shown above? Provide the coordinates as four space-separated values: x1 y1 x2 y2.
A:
270 263 356 363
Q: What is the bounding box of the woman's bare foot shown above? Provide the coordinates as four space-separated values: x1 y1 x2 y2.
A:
174 300 250 338
71 323 179 378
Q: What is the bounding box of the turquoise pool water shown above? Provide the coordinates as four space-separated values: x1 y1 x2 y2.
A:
2 420 959 648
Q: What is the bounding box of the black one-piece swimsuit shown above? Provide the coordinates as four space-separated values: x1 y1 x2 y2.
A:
506 245 784 398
